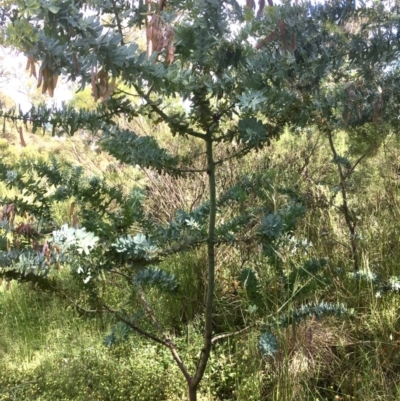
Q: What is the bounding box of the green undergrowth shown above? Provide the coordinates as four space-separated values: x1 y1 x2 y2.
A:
2 128 400 400
0 280 264 401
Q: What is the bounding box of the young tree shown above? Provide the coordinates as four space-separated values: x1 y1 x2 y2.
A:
1 0 400 399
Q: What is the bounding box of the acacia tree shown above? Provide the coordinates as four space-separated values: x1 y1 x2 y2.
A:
1 0 400 399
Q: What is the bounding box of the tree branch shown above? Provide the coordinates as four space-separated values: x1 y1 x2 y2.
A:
57 289 104 314
132 83 207 140
211 325 253 344
326 128 359 271
110 0 125 45
137 287 192 382
102 303 168 346
109 269 191 381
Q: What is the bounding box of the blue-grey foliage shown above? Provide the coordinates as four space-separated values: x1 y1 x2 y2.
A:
101 128 180 175
104 322 131 347
0 251 49 276
112 234 158 261
52 224 99 255
259 331 279 358
276 302 348 328
258 302 348 358
259 213 283 240
133 267 178 293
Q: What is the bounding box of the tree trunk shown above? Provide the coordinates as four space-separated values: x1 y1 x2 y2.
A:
188 133 216 401
188 383 197 401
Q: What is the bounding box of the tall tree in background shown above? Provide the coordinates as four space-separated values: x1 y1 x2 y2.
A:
1 0 400 399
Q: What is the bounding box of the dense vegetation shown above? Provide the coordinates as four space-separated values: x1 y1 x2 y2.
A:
1 0 400 400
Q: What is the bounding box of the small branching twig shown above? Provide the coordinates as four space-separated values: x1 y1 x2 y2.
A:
137 287 191 381
211 324 254 344
326 129 359 271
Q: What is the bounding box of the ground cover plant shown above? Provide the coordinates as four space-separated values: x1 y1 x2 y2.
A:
1 0 400 400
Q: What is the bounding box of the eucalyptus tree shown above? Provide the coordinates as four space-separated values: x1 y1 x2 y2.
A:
1 0 400 399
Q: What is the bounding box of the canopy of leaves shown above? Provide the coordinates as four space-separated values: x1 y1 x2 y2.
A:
0 0 398 146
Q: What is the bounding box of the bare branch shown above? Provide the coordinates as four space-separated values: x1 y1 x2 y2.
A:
49 286 103 314
138 287 192 381
102 303 168 346
211 325 254 344
110 0 125 45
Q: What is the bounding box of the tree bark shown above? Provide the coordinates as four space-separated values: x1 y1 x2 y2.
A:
189 132 217 399
188 382 197 401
